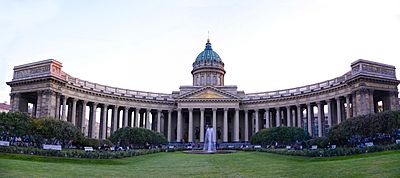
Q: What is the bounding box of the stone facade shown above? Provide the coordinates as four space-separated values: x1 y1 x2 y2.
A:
6 41 400 143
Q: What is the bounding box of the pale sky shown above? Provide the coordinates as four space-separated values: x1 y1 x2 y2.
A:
1 0 400 103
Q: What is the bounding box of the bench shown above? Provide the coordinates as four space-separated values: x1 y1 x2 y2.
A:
311 145 318 150
254 145 262 149
43 144 62 151
84 147 94 151
365 142 374 147
0 141 10 147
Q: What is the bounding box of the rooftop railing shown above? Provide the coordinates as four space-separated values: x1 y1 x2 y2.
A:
245 71 352 100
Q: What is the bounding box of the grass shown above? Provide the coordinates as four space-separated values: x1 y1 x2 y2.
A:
0 150 400 177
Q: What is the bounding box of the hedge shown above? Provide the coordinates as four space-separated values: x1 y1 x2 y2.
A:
0 146 161 159
257 144 400 157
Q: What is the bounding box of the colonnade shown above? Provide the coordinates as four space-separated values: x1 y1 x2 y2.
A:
254 95 353 137
55 95 167 139
14 89 397 142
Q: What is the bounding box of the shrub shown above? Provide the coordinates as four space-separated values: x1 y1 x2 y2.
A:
306 137 330 148
0 112 33 140
328 111 400 146
109 127 167 148
250 127 310 147
32 118 83 148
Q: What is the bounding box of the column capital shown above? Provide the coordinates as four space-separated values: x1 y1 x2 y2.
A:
212 108 217 111
114 105 119 109
176 108 182 112
103 104 109 108
275 107 280 110
199 108 205 111
318 101 323 105
335 96 342 100
286 106 290 109
254 108 259 112
188 108 193 111
223 108 229 111
244 109 248 112
72 98 78 102
82 100 88 104
157 109 162 113
92 102 98 106
325 99 331 103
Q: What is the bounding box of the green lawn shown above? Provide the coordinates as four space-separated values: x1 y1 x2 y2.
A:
0 150 399 178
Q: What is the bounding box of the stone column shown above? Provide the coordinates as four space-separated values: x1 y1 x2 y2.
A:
135 108 140 128
223 108 228 142
188 108 193 143
167 110 172 142
112 105 119 132
307 103 312 136
244 110 249 142
101 104 108 139
62 96 68 121
326 100 332 128
346 95 351 119
276 107 281 127
55 93 60 119
336 97 342 124
234 109 239 142
286 106 291 127
254 109 259 132
91 103 98 139
123 107 129 127
71 98 78 126
212 108 217 142
265 109 270 128
297 105 302 128
369 90 375 113
200 108 205 143
146 109 151 130
157 110 162 133
81 101 88 136
177 109 182 142
317 102 323 137
390 91 399 111
36 91 43 118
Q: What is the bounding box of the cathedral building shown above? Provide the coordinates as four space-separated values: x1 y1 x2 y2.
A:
6 39 400 143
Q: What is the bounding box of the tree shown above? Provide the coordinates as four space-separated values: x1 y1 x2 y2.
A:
0 112 33 141
32 117 83 147
250 127 310 147
109 127 167 148
328 111 400 146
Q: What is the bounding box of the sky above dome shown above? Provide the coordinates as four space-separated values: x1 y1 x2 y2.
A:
0 0 399 103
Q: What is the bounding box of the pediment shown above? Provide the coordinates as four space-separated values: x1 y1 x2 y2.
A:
178 86 240 100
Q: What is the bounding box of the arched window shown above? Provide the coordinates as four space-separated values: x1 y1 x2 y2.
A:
201 76 204 85
196 76 199 85
206 75 211 85
219 76 222 85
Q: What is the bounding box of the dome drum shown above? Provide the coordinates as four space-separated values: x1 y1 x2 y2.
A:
192 39 225 86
